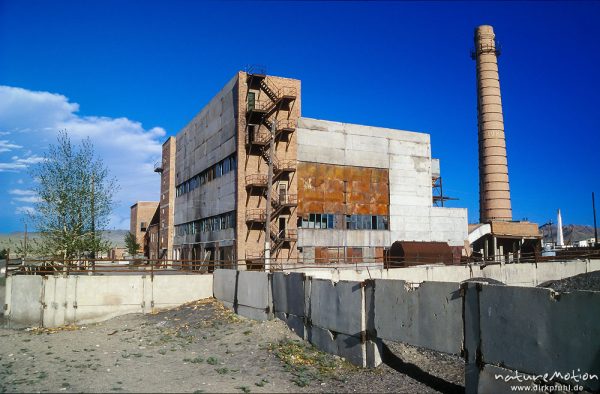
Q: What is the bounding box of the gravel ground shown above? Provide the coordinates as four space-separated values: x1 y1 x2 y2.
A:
0 299 464 393
538 271 600 292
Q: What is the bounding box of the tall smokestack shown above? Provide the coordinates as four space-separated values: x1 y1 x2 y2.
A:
556 209 564 247
473 25 512 222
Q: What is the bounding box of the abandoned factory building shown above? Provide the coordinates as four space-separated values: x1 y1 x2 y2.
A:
137 70 468 268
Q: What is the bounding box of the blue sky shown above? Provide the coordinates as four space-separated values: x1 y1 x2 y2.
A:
0 0 599 232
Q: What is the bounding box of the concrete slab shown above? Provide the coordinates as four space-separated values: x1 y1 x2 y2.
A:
7 275 43 327
236 271 270 311
306 325 366 367
309 279 364 336
478 285 600 391
272 272 305 317
213 269 238 303
236 304 269 321
373 280 463 355
152 275 213 307
42 276 67 327
275 311 305 338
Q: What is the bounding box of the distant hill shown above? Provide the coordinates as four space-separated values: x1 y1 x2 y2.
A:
0 229 128 251
539 224 597 244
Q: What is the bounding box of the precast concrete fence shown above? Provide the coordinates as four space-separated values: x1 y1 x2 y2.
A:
4 274 213 328
213 269 600 392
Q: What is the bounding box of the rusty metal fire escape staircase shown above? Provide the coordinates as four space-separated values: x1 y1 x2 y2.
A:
244 71 298 261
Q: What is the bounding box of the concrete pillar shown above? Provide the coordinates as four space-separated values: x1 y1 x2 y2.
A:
474 25 513 222
484 238 489 260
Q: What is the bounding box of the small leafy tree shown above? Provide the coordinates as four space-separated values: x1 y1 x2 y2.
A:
29 131 118 260
14 237 39 259
124 232 140 257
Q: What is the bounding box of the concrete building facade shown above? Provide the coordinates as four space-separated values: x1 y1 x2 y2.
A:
157 136 176 259
296 118 467 263
130 201 159 254
163 71 468 268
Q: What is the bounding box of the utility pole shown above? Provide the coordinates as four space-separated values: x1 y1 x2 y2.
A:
23 223 28 260
593 192 598 247
91 173 96 264
264 119 277 271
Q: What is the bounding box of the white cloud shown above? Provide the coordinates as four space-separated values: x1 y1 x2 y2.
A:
0 162 27 171
9 189 36 196
13 196 42 203
0 154 46 172
0 85 166 229
8 189 41 203
0 140 22 153
15 206 35 215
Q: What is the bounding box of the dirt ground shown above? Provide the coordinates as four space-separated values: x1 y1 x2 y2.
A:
0 299 464 393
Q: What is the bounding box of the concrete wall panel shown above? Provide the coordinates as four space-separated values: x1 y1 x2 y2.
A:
275 311 305 338
306 325 366 367
8 274 213 328
272 272 305 317
73 275 145 324
309 279 363 335
237 271 270 309
213 269 238 303
152 275 213 307
374 280 463 355
479 285 600 391
42 276 67 327
8 275 43 327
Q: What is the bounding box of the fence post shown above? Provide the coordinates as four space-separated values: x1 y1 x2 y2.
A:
463 282 482 394
4 248 9 279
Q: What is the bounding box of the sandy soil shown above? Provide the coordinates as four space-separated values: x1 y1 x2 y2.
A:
0 299 464 393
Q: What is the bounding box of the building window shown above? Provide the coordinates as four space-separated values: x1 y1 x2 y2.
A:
175 153 236 198
300 213 388 230
175 211 236 236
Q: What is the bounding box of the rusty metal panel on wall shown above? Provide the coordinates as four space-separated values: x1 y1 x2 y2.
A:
298 162 389 215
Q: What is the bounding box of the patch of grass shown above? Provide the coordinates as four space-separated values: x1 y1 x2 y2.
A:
292 374 311 387
61 383 70 388
158 349 167 355
255 378 269 387
236 386 251 393
206 356 218 365
193 390 204 393
216 367 229 374
243 330 252 335
269 339 354 387
191 357 203 364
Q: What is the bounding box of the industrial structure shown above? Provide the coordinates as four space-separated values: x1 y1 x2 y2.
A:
468 25 541 260
129 201 159 254
133 69 469 268
131 24 545 267
473 25 512 222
